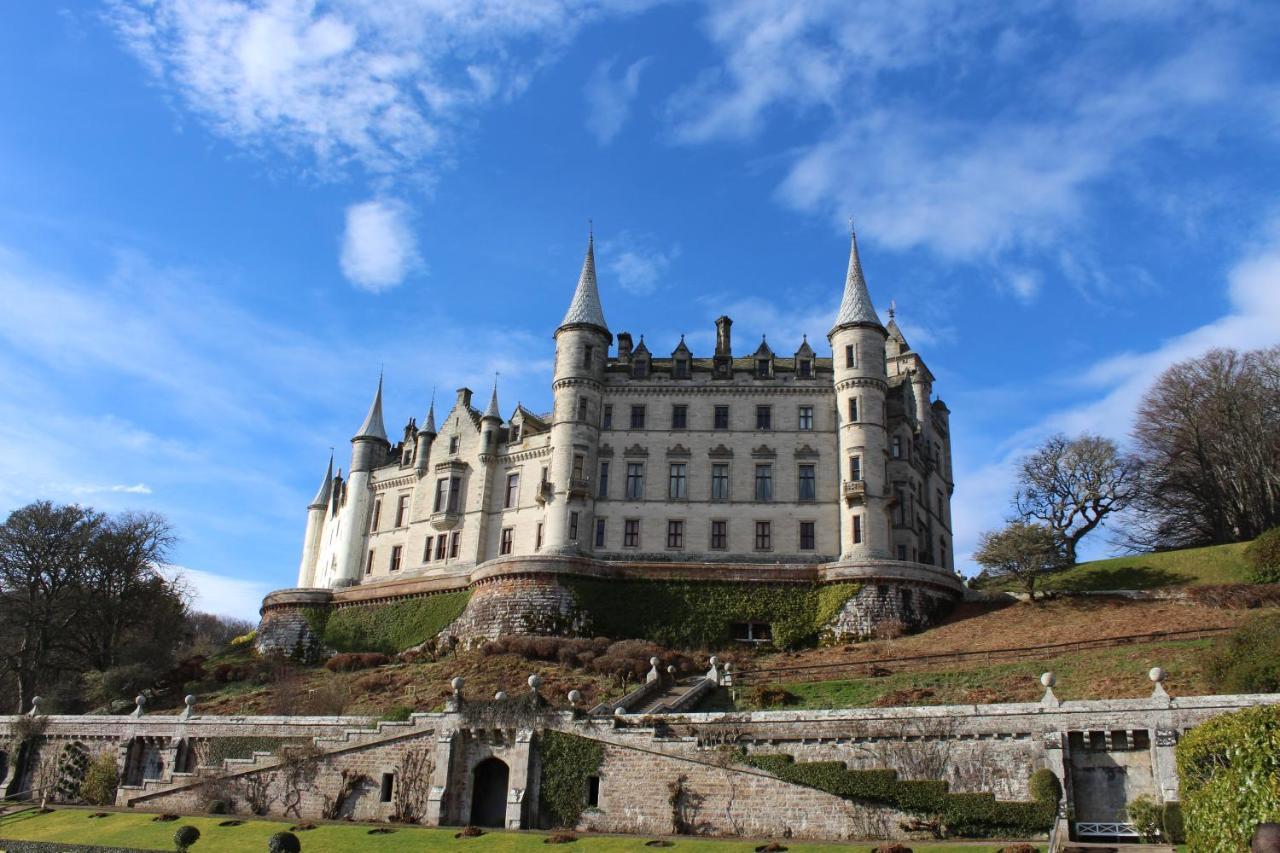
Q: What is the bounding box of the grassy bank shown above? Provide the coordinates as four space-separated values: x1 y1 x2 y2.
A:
0 808 1031 852
991 541 1253 592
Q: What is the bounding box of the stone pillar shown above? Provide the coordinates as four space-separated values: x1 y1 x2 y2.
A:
426 729 456 827
505 729 534 830
1043 731 1071 842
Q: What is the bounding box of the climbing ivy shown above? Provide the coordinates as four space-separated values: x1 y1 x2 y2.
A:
321 591 471 654
563 579 861 649
301 606 330 637
741 753 1055 838
538 730 605 829
205 737 293 768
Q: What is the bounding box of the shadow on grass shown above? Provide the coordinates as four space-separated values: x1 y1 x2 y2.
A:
1047 564 1188 591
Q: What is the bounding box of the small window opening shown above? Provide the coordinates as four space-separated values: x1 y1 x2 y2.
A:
380 773 394 803
587 775 600 807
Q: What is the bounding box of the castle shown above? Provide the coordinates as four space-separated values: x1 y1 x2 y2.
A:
270 231 963 646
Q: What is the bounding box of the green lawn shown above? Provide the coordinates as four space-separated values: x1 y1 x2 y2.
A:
988 541 1253 592
0 808 1031 852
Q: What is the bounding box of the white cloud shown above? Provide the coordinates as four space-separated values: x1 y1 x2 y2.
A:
64 483 154 496
339 199 421 291
600 231 679 295
164 565 275 621
584 57 650 144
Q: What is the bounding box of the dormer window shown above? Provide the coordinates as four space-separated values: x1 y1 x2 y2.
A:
674 358 689 379
798 359 812 378
509 424 521 443
756 359 770 378
632 359 648 378
449 436 459 454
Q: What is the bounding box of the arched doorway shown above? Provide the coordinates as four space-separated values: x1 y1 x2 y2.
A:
470 757 509 828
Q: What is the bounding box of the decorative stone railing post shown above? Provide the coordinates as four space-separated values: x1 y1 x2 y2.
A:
1149 667 1170 701
722 662 733 687
27 696 43 717
180 694 196 720
528 674 542 696
646 656 661 684
132 694 147 718
706 656 721 685
1040 672 1060 708
447 677 464 712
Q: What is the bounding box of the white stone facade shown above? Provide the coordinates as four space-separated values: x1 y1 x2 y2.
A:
297 233 956 591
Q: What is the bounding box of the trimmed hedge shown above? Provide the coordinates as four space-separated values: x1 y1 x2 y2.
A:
321 591 471 654
741 753 1054 838
1204 611 1280 694
563 579 861 649
1177 704 1280 853
1244 527 1280 583
538 730 605 829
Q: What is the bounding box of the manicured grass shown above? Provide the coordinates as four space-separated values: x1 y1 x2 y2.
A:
739 638 1216 710
0 808 1028 852
999 541 1253 592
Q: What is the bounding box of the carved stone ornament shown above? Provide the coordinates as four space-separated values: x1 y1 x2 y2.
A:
623 443 649 458
598 444 614 458
1155 729 1179 747
794 444 820 459
751 445 777 459
708 444 734 458
666 444 692 458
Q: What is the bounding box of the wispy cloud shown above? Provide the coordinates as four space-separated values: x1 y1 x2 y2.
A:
163 565 275 621
584 57 650 144
600 231 679 295
64 483 154 496
339 199 421 291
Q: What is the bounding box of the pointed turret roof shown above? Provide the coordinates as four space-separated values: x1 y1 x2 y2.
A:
559 231 609 334
633 335 650 356
830 228 884 335
482 379 502 421
795 334 815 357
420 395 437 434
354 374 389 443
672 335 691 356
309 453 334 509
753 335 774 357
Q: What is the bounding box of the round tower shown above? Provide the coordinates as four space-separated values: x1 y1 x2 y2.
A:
828 230 891 560
296 453 333 587
332 376 390 585
543 232 611 552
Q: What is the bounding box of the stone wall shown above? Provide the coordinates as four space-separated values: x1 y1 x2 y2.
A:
826 580 956 640
445 574 580 640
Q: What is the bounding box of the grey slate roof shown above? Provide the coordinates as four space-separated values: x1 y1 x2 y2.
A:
309 453 334 508
420 397 437 434
354 376 389 443
482 382 502 421
559 235 609 332
830 230 884 333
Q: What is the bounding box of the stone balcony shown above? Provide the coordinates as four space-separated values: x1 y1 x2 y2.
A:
567 477 591 498
842 479 866 503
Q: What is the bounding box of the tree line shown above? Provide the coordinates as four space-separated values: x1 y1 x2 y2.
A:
975 346 1280 597
0 500 252 714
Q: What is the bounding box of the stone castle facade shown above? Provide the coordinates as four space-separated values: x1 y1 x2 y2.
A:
276 232 962 644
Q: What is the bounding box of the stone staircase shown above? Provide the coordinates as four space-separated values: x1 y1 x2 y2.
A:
636 677 714 714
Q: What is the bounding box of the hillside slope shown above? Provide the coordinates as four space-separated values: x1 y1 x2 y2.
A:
984 540 1253 592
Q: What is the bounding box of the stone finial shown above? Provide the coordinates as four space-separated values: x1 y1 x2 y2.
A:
528 674 542 692
1150 666 1169 699
181 694 196 719
494 691 508 701
666 665 676 677
451 676 464 696
1040 672 1059 708
27 696 42 717
706 656 721 686
568 689 583 706
646 657 661 684
132 694 147 718
613 706 626 717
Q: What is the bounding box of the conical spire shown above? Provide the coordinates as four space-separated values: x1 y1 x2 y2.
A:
830 227 884 334
482 377 501 421
559 230 609 333
309 452 334 509
354 373 389 443
421 392 437 434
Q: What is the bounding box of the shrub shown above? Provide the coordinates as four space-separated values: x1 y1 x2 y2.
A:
996 846 1036 853
79 752 119 806
458 825 484 837
1162 801 1185 844
749 685 798 708
1124 794 1163 842
1204 612 1280 693
268 831 302 853
322 592 471 654
324 652 391 672
381 705 413 722
872 845 912 853
546 833 577 844
101 662 159 702
173 825 200 852
1245 528 1280 583
207 800 228 815
1028 768 1061 805
1177 704 1280 853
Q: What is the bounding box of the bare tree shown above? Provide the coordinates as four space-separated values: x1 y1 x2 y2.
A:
972 522 1068 601
1129 347 1280 550
1014 434 1142 564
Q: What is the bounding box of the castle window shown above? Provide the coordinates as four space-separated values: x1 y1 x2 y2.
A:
852 515 863 544
754 464 773 501
448 531 459 557
578 398 589 422
892 435 902 458
939 536 947 568
936 489 944 516
389 545 402 572
623 519 640 547
511 424 521 443
798 359 812 378
587 775 600 807
381 773 394 803
848 398 859 423
370 499 382 532
500 528 513 555
365 549 375 575
569 511 579 542
583 345 594 369
396 494 410 527
598 462 610 498
536 523 544 550
594 518 606 548
625 463 644 500
447 476 462 512
602 405 613 430
798 464 816 501
436 535 448 560
423 536 433 561
671 404 687 430
755 405 772 430
449 436 459 454
713 405 729 430
710 520 727 550
667 520 684 549
845 344 856 368
504 473 519 509
632 358 648 378
754 521 772 551
433 479 447 512
630 405 646 429
897 544 908 561
756 359 770 378
711 464 729 500
798 406 813 431
849 456 862 481
668 463 687 499
572 454 585 480
799 521 815 551
674 358 689 379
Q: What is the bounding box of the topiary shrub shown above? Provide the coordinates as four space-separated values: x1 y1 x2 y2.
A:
996 845 1036 853
1028 768 1061 806
324 652 391 672
173 825 200 852
1245 528 1280 583
1124 794 1163 842
268 831 302 853
1177 704 1280 853
207 799 228 815
1204 612 1280 694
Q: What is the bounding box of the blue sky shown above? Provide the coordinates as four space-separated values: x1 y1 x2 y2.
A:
2 1 1279 619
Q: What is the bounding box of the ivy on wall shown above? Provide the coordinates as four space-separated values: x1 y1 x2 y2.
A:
204 737 293 768
563 579 862 649
320 591 472 654
741 753 1055 838
538 730 605 829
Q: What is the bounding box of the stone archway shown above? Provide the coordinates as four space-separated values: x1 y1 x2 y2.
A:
469 757 509 828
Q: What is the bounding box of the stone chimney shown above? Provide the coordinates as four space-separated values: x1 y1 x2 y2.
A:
455 387 473 410
715 316 733 356
617 332 634 363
